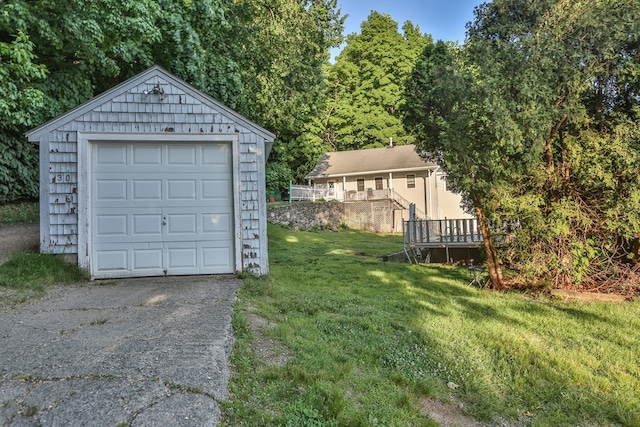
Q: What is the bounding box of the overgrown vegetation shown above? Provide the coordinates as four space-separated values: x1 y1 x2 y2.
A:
0 0 346 203
403 0 640 292
0 201 38 223
222 224 640 426
0 253 88 304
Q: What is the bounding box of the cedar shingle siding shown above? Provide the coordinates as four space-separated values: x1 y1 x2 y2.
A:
27 66 274 277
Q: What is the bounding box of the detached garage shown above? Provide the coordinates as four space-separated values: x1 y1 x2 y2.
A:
26 66 275 279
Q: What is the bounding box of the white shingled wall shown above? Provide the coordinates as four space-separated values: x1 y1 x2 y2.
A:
29 66 273 276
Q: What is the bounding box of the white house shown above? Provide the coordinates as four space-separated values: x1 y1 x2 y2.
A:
26 66 275 279
305 144 472 221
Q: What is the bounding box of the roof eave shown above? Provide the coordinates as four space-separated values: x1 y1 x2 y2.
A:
26 65 275 143
306 165 439 180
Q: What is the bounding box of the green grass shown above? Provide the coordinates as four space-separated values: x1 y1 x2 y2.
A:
0 253 88 304
0 201 39 223
222 224 640 427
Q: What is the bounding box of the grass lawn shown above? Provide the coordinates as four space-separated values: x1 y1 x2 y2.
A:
0 201 88 305
222 224 640 427
0 253 88 305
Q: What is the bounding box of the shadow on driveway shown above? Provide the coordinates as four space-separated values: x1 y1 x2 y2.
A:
0 275 241 426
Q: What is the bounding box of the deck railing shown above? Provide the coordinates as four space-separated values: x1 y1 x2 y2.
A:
403 218 484 264
289 185 335 202
403 218 483 247
289 185 427 219
402 218 513 262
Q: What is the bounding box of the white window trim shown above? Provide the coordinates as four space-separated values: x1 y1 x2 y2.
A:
406 174 416 189
374 176 383 190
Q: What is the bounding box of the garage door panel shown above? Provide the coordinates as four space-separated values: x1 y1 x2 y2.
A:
202 245 234 270
95 249 128 271
168 145 197 165
96 179 127 200
133 248 164 270
202 213 231 234
202 179 230 199
167 214 197 235
168 248 198 270
132 180 162 200
96 144 127 165
202 145 231 167
92 141 235 277
132 145 162 165
96 215 128 236
132 214 163 236
167 180 197 200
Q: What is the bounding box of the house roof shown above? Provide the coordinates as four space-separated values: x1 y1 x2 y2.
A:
26 65 276 148
305 144 437 180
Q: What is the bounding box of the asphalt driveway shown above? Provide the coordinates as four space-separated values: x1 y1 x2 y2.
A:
0 275 241 426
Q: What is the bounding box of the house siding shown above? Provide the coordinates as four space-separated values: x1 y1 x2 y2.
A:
311 170 470 220
30 68 272 276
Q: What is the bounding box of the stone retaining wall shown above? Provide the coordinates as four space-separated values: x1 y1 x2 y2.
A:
267 200 398 232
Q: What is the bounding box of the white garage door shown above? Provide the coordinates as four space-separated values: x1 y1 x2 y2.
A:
91 142 234 278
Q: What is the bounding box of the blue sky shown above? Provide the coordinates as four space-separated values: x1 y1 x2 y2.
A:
332 0 485 58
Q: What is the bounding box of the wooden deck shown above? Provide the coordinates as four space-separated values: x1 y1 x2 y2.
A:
403 218 486 263
404 218 484 248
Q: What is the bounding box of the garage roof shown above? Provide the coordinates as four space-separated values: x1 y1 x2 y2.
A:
26 65 276 147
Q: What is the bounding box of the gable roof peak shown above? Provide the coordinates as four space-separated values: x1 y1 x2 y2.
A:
26 65 275 142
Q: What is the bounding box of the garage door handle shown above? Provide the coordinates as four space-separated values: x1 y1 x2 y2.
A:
162 216 167 225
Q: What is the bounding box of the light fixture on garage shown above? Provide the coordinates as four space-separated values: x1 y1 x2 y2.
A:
143 83 168 100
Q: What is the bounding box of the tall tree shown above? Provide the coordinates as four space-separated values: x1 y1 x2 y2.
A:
325 12 432 151
151 0 242 107
0 30 47 202
229 0 344 189
1 0 165 203
404 41 512 289
405 0 640 291
1 0 343 199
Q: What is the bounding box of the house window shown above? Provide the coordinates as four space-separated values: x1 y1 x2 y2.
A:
406 174 416 189
374 177 383 190
357 179 365 192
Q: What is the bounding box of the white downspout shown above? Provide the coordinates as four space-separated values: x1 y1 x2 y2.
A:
423 175 428 219
433 166 441 219
343 176 347 200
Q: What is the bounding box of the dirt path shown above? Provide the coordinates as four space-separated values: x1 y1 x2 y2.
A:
0 223 39 264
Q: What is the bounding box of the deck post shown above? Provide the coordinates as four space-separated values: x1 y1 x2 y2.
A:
408 204 416 244
463 219 468 243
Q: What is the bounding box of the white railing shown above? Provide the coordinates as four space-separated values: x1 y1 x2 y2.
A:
289 185 426 218
289 185 344 202
388 190 427 220
403 218 483 247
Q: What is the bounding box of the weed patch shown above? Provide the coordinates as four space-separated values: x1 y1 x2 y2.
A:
0 201 38 224
0 253 88 304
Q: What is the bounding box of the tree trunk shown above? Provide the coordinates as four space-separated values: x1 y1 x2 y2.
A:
474 204 506 290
